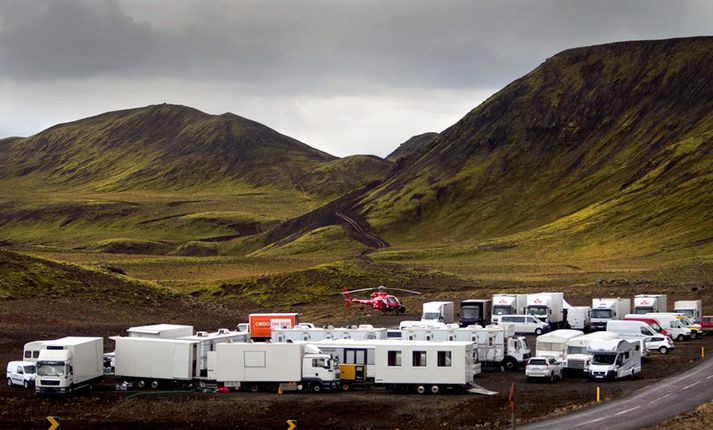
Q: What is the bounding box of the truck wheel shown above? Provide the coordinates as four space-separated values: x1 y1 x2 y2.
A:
503 357 517 371
249 384 260 393
430 385 440 394
535 328 543 335
296 383 304 392
677 334 685 342
341 383 351 391
416 385 426 394
659 346 668 354
151 380 159 390
311 383 322 393
137 380 146 389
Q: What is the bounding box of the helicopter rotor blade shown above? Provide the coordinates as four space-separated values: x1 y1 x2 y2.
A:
340 287 376 295
387 287 422 295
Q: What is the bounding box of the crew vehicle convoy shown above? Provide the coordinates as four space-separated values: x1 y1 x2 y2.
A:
459 299 492 327
491 294 527 323
588 339 642 380
649 313 702 338
591 298 631 330
35 337 103 394
633 294 667 314
527 292 566 328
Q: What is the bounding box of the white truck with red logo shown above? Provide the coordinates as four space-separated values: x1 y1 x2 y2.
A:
491 294 527 324
633 294 667 314
527 293 565 329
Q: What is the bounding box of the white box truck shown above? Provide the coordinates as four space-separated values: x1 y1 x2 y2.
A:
588 339 642 380
591 298 631 330
213 342 340 393
534 330 584 361
113 337 199 389
35 337 103 394
492 294 527 323
563 331 620 373
459 299 492 327
633 294 667 314
527 292 565 328
421 302 455 325
674 300 703 323
179 329 250 378
126 324 194 339
566 306 591 331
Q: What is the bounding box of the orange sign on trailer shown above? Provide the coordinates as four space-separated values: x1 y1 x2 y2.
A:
249 313 299 339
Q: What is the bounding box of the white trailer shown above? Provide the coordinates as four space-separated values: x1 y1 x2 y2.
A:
113 337 199 388
591 298 631 330
179 329 250 378
563 331 620 373
35 337 103 394
633 294 667 314
534 329 584 361
213 342 339 393
527 292 565 328
492 294 527 323
126 324 194 339
674 300 703 323
22 340 50 363
271 325 387 343
588 339 642 380
421 302 455 324
373 341 477 394
566 306 591 331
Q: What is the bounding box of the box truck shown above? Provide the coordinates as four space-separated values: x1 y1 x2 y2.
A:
179 329 250 378
591 298 631 330
563 331 620 373
633 294 667 314
247 313 300 340
527 292 565 328
674 300 703 323
35 337 103 394
421 302 455 325
534 330 584 361
566 306 591 331
126 324 194 339
459 299 492 327
588 339 642 380
113 337 199 389
492 294 527 323
213 342 339 393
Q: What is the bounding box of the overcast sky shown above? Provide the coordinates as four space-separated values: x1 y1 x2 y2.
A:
1 1 711 157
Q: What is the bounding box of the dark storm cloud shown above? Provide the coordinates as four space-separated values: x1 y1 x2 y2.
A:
1 0 711 92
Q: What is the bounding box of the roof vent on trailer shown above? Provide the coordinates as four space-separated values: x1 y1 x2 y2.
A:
218 328 229 335
196 331 208 337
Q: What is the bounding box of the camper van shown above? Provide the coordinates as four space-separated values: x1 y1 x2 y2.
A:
562 331 620 373
534 330 584 361
588 339 642 380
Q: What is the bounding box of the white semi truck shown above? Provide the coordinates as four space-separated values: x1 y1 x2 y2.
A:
674 300 703 323
35 337 103 394
633 294 667 314
591 298 631 331
492 294 527 323
213 342 340 393
527 292 565 328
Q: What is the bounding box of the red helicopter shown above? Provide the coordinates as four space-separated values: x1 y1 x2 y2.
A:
341 286 421 315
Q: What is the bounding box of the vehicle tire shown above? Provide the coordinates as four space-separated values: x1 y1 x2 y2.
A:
416 385 426 394
535 328 543 335
549 373 555 383
311 383 322 393
151 380 159 390
137 380 146 389
23 380 29 389
430 385 440 394
296 383 304 392
399 305 406 314
677 334 685 342
690 331 698 340
7 378 12 387
249 383 259 393
341 383 351 391
503 357 517 371
659 346 668 354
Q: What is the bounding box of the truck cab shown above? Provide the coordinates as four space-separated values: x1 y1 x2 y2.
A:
459 299 492 327
421 302 455 325
302 351 340 390
35 349 73 394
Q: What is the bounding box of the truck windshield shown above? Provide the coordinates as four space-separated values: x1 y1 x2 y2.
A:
566 346 587 355
675 310 695 318
23 365 36 374
634 307 653 314
527 306 548 317
492 306 512 316
37 361 65 376
591 309 612 319
592 354 616 365
422 312 440 320
460 308 480 319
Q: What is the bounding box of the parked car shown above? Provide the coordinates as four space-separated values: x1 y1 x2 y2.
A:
6 361 36 388
644 335 675 354
702 316 713 334
526 357 562 382
498 315 550 335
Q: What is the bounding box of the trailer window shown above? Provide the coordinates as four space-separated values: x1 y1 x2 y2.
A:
33 351 40 359
387 351 402 367
437 351 452 367
412 351 427 367
24 351 31 359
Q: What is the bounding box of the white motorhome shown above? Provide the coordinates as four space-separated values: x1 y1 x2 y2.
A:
674 300 703 323
588 339 642 380
113 337 199 388
373 341 477 394
492 294 527 323
527 293 565 328
566 306 591 331
213 342 339 393
591 298 631 331
535 330 584 361
563 331 620 373
644 313 692 341
421 302 455 325
126 324 194 339
271 325 387 343
35 337 103 394
179 329 250 378
633 294 667 314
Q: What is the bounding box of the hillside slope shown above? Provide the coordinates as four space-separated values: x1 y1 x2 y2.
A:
386 132 438 162
357 37 713 261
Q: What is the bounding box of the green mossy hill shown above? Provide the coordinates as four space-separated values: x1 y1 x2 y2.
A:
386 132 439 163
359 37 713 259
299 155 391 201
0 249 176 303
0 104 335 192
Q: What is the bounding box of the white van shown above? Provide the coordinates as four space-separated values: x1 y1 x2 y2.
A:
645 313 691 341
589 339 642 380
535 330 584 361
606 320 657 338
6 361 36 388
498 315 550 335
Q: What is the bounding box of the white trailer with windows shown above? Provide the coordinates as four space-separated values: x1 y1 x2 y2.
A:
271 325 387 343
126 324 194 339
178 329 250 378
373 341 477 394
563 331 620 373
113 337 199 389
534 330 584 361
588 339 642 380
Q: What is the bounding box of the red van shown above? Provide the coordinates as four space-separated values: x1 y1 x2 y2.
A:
702 316 713 334
623 316 670 337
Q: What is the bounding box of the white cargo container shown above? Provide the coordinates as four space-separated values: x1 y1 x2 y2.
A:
421 302 455 324
492 294 527 323
633 294 667 314
35 337 103 394
674 300 703 323
179 329 250 378
271 325 387 343
126 324 194 339
534 329 584 361
591 298 631 330
373 341 476 394
113 337 199 388
588 339 642 380
563 331 620 373
527 292 565 328
566 306 591 331
213 342 339 393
